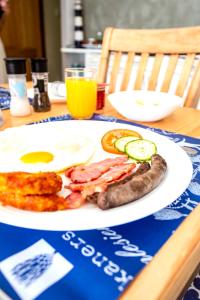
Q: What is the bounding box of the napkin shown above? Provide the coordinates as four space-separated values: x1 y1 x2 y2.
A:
0 87 33 110
27 82 66 103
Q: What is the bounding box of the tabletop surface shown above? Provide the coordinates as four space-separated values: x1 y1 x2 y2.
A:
0 96 200 300
1 98 200 138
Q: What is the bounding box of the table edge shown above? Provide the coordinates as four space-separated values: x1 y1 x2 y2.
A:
120 203 200 300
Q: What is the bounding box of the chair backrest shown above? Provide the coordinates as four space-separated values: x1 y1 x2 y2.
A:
97 27 200 107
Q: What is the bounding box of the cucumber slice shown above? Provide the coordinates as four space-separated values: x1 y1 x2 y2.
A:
114 136 140 153
125 139 157 161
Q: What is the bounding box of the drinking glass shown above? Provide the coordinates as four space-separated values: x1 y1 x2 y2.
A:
65 68 97 119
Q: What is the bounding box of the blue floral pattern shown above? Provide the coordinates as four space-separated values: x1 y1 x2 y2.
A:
12 253 53 287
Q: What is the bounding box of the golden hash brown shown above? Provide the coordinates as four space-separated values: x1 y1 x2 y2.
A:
0 172 62 195
0 192 69 212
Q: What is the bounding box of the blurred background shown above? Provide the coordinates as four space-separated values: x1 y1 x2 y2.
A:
1 0 200 82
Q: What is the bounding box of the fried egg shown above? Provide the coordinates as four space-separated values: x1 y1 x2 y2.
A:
0 128 95 173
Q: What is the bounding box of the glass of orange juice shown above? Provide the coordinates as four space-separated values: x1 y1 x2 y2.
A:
65 68 97 119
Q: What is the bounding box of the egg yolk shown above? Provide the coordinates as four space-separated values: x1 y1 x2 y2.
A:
20 151 54 164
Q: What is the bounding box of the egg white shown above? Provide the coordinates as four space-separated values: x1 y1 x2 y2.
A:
0 133 95 173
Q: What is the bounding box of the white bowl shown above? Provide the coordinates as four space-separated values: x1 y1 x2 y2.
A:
108 90 184 122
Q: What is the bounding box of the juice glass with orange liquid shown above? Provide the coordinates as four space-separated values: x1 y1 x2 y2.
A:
65 68 97 119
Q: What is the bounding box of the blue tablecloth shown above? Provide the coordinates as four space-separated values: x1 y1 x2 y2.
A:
0 87 11 110
0 87 32 110
0 114 199 300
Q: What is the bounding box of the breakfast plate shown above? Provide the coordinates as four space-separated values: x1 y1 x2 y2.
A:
0 120 193 231
108 90 184 122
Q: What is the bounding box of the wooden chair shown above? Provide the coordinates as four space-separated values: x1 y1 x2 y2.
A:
97 26 200 107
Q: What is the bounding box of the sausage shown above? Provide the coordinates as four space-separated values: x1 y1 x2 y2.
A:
97 154 167 210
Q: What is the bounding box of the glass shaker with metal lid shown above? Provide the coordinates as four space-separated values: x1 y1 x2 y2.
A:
31 58 51 112
4 57 32 117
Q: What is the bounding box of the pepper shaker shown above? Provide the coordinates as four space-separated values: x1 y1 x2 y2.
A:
4 58 32 117
31 58 51 112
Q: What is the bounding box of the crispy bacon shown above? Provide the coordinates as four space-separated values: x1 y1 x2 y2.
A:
64 192 86 209
64 167 75 178
68 163 136 193
64 163 136 208
68 157 128 183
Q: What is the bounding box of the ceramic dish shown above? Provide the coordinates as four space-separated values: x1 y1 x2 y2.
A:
108 90 184 122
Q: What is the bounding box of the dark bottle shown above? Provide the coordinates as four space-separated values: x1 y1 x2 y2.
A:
74 0 84 48
31 58 51 112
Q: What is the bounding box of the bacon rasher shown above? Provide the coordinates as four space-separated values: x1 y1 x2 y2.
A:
67 157 128 183
68 163 136 192
64 161 136 209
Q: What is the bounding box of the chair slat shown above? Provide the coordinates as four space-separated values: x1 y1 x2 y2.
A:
109 27 200 53
97 27 114 83
120 52 135 90
98 27 200 107
184 59 200 107
175 54 195 97
108 51 122 93
161 54 179 92
148 54 164 90
134 53 149 90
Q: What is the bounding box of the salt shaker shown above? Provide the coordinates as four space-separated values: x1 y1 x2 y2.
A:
4 58 31 117
31 58 51 112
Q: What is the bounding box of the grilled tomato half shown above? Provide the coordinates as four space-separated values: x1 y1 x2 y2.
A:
101 129 142 154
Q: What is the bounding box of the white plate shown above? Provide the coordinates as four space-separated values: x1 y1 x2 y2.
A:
0 120 193 231
108 90 184 122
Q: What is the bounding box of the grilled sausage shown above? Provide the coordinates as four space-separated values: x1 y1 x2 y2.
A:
97 154 167 210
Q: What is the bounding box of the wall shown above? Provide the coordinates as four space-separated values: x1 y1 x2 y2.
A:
83 0 200 39
43 0 61 81
60 0 200 80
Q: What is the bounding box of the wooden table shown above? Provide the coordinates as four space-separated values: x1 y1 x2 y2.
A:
1 98 200 300
1 99 200 138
